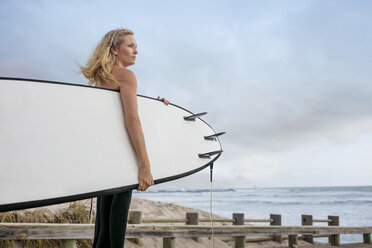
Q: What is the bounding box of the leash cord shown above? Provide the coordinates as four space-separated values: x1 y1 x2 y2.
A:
89 198 93 222
210 163 214 248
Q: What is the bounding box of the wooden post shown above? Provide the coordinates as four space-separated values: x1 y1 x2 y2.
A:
129 211 142 224
128 211 142 245
233 213 245 248
288 235 298 248
163 237 175 248
301 214 313 243
270 214 282 243
328 216 340 246
363 233 371 244
60 240 77 248
186 212 199 242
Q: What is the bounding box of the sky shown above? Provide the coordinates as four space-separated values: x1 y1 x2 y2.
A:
1 0 372 188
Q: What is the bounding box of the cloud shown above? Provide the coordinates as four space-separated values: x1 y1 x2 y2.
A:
0 58 32 77
1 0 372 187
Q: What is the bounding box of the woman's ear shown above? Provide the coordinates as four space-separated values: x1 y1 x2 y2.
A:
111 46 118 56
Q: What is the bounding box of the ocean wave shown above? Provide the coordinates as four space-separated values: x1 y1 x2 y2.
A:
144 188 237 193
247 193 372 198
319 200 372 205
202 199 372 205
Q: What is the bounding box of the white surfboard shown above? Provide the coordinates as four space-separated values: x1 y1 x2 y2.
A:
0 78 223 212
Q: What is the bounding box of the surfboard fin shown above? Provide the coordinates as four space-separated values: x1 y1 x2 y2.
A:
184 112 207 121
204 132 226 141
198 150 223 159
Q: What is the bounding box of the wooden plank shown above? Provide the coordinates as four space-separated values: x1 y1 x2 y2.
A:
133 218 273 223
0 223 372 240
244 219 272 223
143 219 187 223
126 225 372 237
313 219 332 223
0 223 94 240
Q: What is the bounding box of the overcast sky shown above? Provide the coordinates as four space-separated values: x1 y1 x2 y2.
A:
1 0 372 188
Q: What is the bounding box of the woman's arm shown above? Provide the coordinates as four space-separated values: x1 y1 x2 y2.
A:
112 67 154 191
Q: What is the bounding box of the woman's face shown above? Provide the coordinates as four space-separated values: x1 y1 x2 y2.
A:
112 34 138 68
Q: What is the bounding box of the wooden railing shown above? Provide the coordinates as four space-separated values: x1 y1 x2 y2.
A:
1 212 371 248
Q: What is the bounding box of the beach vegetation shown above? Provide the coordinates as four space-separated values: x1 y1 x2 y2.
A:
0 201 94 248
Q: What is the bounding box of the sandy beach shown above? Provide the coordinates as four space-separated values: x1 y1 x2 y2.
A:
1 197 370 247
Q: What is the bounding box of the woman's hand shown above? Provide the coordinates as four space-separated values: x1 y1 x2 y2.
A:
157 96 169 105
138 166 154 191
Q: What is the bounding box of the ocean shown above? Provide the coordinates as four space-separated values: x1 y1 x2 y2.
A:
133 185 372 244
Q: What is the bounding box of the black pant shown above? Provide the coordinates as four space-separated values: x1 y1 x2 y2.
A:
92 190 132 248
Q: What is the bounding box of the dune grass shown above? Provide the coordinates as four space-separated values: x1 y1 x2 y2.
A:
0 201 95 248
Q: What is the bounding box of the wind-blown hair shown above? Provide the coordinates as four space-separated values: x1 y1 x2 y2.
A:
79 28 134 86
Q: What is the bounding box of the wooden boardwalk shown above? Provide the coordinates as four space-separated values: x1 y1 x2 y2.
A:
1 223 371 248
247 241 372 247
301 244 371 248
1 211 371 248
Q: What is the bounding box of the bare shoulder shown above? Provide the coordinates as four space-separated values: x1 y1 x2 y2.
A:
111 67 137 87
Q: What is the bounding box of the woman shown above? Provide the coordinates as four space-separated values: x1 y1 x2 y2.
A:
80 28 168 247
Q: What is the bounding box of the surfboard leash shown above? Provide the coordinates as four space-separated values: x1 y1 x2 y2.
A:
89 198 93 222
210 163 215 248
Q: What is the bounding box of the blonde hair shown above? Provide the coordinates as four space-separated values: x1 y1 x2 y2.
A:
79 28 134 86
